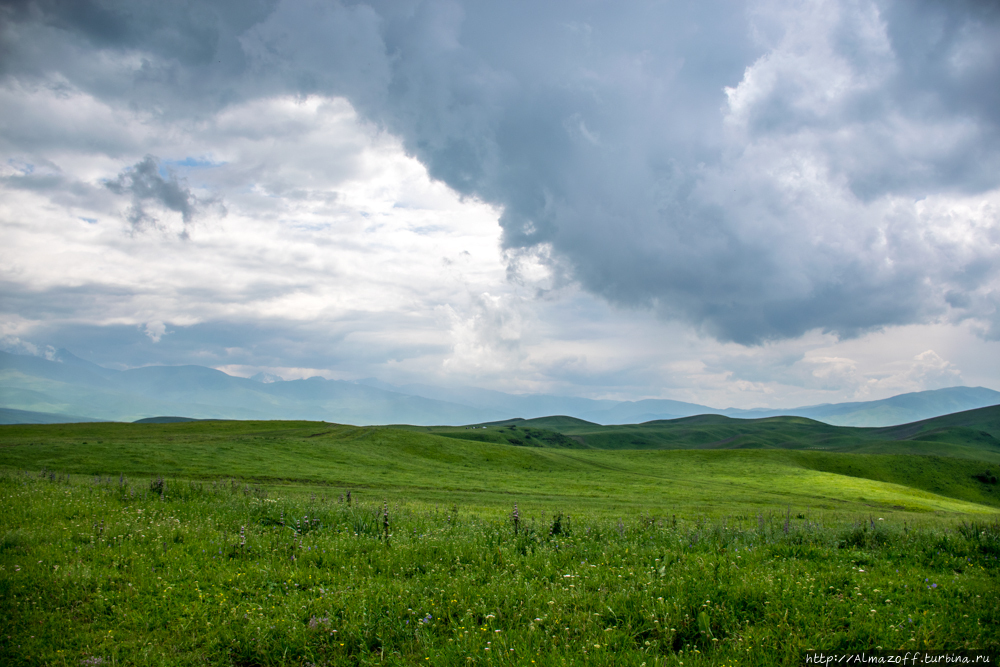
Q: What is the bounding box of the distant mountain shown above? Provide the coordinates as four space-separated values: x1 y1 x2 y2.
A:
0 350 504 425
0 407 104 425
719 386 1000 427
49 348 120 379
356 379 618 421
250 372 284 384
363 379 1000 427
585 398 719 423
1 350 998 427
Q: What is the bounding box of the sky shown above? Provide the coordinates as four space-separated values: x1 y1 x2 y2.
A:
1 0 1000 409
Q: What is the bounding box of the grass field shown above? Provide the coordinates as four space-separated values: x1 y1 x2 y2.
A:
1 418 999 665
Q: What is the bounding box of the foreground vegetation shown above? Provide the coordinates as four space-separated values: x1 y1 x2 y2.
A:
1 471 998 666
1 419 999 664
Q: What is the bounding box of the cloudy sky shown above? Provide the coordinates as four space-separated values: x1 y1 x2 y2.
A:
2 0 999 408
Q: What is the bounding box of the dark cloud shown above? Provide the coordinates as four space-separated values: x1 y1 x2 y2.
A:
104 155 208 231
0 0 275 63
0 0 276 118
3 0 1000 343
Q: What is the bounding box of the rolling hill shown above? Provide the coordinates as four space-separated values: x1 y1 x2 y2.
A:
418 405 1000 463
1 418 998 514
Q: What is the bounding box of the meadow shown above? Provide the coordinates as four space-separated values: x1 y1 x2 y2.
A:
1 419 999 665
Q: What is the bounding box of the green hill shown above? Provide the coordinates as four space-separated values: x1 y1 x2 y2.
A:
1 419 998 516
404 407 1000 508
872 404 1000 440
398 419 587 449
434 406 1000 465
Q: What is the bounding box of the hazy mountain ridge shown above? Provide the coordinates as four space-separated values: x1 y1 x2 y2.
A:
0 407 104 425
1 350 998 427
0 351 504 425
361 378 1000 427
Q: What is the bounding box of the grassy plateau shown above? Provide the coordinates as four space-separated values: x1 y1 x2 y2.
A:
1 411 999 665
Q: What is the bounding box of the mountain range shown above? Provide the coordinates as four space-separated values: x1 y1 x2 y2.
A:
1 349 998 427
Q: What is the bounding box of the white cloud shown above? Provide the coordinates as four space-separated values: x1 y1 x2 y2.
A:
0 86 519 380
143 321 167 343
444 292 525 377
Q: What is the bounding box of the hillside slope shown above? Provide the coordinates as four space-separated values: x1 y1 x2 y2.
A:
429 407 1000 465
1 420 997 514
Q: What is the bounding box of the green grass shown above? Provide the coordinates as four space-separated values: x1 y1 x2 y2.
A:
1 472 998 666
1 421 999 514
1 420 999 665
414 424 585 450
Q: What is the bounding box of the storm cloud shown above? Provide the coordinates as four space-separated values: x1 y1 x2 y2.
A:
3 0 999 343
